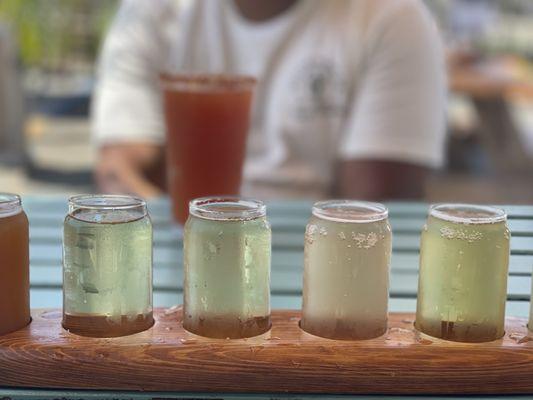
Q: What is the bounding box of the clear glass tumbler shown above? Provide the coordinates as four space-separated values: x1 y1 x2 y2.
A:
415 204 510 342
161 74 256 224
529 273 533 333
63 195 153 337
183 197 271 339
301 200 392 340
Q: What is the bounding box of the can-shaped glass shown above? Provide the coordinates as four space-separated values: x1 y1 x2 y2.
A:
183 197 271 339
415 204 510 342
529 273 533 333
63 195 153 337
301 200 392 340
0 194 30 336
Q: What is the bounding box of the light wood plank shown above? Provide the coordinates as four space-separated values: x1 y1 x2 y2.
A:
29 265 532 300
24 214 533 234
29 288 531 317
30 239 533 275
21 196 533 218
28 249 533 275
26 216 533 239
26 233 528 255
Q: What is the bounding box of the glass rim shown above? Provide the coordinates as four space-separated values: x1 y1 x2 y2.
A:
0 193 21 206
68 194 147 212
189 196 266 221
429 203 507 224
0 193 22 217
160 73 257 92
312 200 388 223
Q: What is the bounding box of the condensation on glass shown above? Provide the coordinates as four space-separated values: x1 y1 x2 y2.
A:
301 200 392 340
415 204 510 342
62 195 153 337
183 197 271 339
0 194 30 336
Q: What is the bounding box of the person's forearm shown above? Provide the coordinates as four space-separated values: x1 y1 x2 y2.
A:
96 163 163 198
96 144 165 198
336 160 428 201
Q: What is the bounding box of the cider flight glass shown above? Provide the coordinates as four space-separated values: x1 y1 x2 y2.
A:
415 204 510 342
0 193 30 336
62 195 154 337
301 200 392 340
183 197 271 339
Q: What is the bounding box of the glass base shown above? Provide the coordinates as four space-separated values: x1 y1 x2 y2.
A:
415 319 504 343
63 312 154 338
183 314 271 339
0 316 31 337
300 317 387 340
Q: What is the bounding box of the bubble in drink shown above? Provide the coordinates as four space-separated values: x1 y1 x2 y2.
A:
415 204 510 342
62 195 153 337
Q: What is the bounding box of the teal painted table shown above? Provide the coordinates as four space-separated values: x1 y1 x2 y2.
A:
1 197 532 399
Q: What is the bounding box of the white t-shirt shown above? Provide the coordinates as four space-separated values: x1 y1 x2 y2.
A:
92 0 446 198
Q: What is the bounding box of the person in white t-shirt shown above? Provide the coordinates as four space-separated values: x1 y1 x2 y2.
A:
93 0 446 199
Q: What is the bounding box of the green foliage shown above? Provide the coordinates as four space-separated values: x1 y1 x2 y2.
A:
0 0 118 69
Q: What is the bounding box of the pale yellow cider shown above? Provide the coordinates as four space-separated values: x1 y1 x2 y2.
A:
183 198 271 339
416 205 510 342
62 196 153 337
301 201 391 340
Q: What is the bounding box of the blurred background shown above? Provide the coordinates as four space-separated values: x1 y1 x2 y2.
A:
1 0 533 202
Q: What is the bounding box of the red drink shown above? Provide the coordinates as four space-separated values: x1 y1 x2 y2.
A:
161 74 256 224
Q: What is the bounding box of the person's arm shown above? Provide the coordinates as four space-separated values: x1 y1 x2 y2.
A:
96 143 165 198
337 0 446 200
337 160 427 200
91 0 176 197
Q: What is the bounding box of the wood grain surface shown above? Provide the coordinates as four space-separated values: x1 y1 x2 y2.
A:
1 309 533 395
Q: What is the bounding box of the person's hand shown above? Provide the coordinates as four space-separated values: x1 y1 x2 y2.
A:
95 143 166 198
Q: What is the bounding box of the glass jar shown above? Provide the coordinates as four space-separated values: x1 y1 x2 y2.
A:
529 273 533 333
301 200 392 340
0 194 30 336
62 195 153 337
183 197 271 339
415 204 510 342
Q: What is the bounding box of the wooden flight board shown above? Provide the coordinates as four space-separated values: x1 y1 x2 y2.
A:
0 308 532 395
